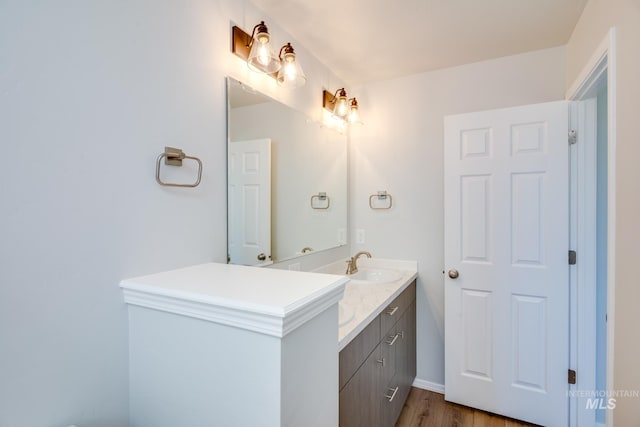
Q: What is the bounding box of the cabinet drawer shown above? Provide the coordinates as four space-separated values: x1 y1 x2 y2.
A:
339 315 380 390
380 281 416 338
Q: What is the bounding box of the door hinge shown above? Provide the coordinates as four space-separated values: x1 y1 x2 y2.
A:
569 130 577 145
568 369 577 384
569 250 577 265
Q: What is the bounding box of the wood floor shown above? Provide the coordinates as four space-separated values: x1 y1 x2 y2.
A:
395 388 540 427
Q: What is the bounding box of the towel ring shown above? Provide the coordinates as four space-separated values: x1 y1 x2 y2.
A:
156 147 202 188
369 191 393 210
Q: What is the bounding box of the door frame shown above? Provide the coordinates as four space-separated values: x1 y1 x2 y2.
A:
566 27 617 427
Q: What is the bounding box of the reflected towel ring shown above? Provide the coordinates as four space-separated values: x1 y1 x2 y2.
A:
311 192 330 210
369 191 393 210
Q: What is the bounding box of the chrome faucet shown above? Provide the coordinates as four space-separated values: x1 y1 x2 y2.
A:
345 251 372 274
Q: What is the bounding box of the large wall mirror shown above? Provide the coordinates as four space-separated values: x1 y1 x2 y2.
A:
226 77 348 266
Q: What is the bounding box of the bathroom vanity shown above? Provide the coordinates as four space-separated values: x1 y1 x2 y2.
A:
316 259 418 426
120 259 417 427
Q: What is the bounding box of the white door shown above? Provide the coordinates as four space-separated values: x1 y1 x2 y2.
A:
228 139 272 266
444 101 569 426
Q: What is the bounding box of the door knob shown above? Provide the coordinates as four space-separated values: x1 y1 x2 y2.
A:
257 253 267 261
448 269 459 279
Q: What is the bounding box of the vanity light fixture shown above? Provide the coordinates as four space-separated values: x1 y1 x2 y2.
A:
276 43 306 88
231 22 306 88
322 88 362 123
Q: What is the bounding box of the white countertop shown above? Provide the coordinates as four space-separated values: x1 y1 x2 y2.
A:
120 263 348 338
313 258 418 351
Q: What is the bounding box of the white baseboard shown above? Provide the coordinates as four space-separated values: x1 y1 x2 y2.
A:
412 378 445 394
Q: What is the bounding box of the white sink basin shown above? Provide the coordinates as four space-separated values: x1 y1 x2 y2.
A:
348 268 402 284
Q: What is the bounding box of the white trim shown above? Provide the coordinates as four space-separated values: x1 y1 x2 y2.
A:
412 378 445 394
568 98 598 427
568 101 579 426
566 32 610 100
120 263 348 338
604 30 617 427
567 27 617 427
122 284 345 338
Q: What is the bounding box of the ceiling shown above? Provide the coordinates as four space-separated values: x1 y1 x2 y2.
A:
250 0 588 85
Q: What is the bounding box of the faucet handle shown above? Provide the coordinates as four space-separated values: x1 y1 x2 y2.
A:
345 257 355 274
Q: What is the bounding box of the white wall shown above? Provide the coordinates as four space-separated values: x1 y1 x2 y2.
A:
0 1 346 425
566 1 640 423
350 46 567 385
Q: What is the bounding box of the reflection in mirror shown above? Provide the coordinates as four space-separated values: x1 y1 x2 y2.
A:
227 77 348 266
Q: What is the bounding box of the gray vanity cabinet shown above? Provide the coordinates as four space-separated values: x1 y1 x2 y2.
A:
339 281 416 427
382 300 416 426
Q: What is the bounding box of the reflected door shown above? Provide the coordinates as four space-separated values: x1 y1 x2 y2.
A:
228 139 272 266
444 101 569 426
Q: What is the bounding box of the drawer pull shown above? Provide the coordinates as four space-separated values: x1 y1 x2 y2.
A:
386 333 400 346
376 358 385 367
385 386 399 402
385 306 399 316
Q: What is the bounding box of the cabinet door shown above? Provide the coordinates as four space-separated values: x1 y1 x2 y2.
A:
398 302 416 387
339 344 382 427
339 316 380 390
380 324 398 388
382 301 417 426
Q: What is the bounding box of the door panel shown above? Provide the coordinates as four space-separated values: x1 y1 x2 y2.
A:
444 101 569 426
461 289 493 381
461 175 491 262
511 294 547 391
228 139 272 266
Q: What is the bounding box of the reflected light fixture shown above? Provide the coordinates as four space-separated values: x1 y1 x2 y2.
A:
323 88 362 124
323 88 348 118
232 21 281 74
347 98 360 123
276 43 306 88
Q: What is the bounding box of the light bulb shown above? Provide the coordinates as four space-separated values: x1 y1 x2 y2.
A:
335 96 348 117
348 107 359 123
285 60 296 79
258 43 270 66
348 98 360 123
